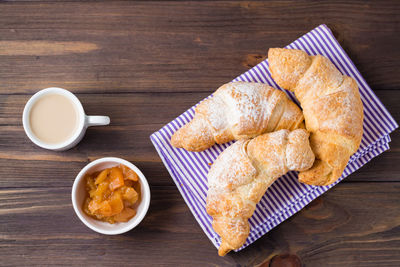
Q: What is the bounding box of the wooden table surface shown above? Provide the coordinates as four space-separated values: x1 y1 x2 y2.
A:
1 1 399 266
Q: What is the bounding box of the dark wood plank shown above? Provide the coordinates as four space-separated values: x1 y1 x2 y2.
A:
0 0 399 94
0 90 398 188
0 159 173 188
1 90 398 127
0 130 398 189
0 93 208 188
1 1 399 266
1 183 399 266
0 92 211 126
240 182 400 267
0 135 398 188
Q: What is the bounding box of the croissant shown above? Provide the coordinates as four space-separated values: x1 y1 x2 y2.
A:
268 48 364 186
206 129 315 256
171 82 304 151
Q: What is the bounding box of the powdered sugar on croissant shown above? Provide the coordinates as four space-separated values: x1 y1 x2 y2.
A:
171 82 304 151
206 129 315 256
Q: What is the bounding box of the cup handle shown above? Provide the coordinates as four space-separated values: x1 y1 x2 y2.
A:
86 115 110 127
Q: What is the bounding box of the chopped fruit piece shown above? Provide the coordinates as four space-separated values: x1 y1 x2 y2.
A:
82 164 141 224
121 164 139 181
124 179 133 187
122 187 138 205
89 189 97 198
109 167 124 191
88 199 100 213
95 169 109 185
97 201 113 217
94 182 109 199
109 192 124 215
86 176 96 190
114 208 136 222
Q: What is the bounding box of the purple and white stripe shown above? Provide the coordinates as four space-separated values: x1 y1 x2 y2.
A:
150 24 398 252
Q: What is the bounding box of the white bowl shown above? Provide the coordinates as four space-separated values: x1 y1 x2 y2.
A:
71 157 150 235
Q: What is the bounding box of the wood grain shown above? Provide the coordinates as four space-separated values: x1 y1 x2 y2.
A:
1 90 398 127
0 1 399 266
1 183 399 266
0 41 99 56
0 1 399 94
0 91 398 189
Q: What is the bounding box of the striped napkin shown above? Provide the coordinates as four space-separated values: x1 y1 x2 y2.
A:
150 24 398 252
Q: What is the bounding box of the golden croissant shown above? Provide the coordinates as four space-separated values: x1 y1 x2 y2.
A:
171 82 304 151
206 129 315 256
268 48 364 186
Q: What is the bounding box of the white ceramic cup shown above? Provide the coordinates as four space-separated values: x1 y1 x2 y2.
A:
71 157 151 235
22 87 110 151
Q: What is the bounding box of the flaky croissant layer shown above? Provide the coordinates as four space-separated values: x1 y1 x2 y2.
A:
171 82 304 151
206 129 315 256
268 48 364 186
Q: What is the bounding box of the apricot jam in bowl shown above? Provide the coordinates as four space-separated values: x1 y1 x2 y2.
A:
72 157 150 235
